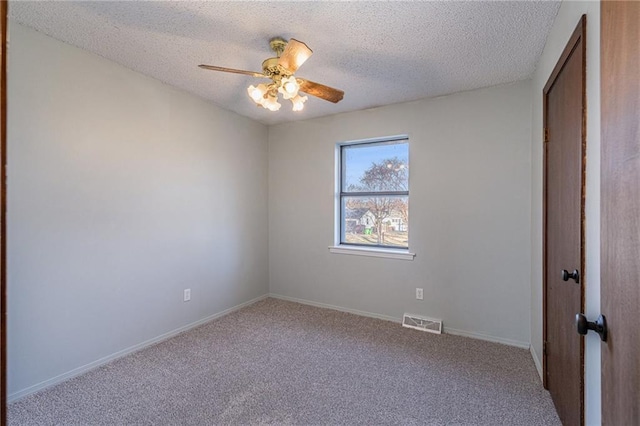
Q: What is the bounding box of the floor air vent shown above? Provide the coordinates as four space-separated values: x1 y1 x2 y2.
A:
402 313 442 334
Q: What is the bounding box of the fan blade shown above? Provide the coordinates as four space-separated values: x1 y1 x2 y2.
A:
278 39 313 73
198 65 267 78
298 79 344 103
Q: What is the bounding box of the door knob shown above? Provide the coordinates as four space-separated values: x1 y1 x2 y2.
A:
576 313 607 342
561 269 580 283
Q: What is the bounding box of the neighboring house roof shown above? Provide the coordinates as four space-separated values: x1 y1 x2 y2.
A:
345 208 372 219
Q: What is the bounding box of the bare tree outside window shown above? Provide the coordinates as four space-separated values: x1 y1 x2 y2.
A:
340 139 409 248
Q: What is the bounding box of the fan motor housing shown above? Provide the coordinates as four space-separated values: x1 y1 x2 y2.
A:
261 57 292 79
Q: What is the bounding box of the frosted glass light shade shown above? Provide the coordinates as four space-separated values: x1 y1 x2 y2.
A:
263 95 281 111
291 94 308 111
278 76 299 100
247 84 269 104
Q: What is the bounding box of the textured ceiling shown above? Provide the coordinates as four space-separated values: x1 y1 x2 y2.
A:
9 1 560 126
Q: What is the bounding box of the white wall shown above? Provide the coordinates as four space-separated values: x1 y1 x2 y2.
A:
529 2 601 424
269 81 533 346
7 23 269 398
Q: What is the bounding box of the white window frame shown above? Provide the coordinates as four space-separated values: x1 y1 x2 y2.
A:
329 135 415 261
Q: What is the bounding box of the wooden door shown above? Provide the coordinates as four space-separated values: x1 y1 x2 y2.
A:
543 16 586 426
601 2 640 424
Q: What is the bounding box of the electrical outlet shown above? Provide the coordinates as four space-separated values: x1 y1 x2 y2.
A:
183 288 191 302
416 288 424 300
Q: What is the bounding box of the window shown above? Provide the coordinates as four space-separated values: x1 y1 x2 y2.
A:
337 136 409 250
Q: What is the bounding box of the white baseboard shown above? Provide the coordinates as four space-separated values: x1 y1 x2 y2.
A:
530 344 543 381
269 293 530 349
11 293 534 402
443 327 530 349
269 293 402 323
8 293 269 403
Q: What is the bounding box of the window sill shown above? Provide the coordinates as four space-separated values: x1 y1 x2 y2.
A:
328 245 416 261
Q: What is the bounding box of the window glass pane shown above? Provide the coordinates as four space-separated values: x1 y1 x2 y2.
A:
342 196 408 248
342 141 408 192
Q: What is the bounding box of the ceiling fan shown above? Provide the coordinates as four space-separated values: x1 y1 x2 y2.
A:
199 37 344 112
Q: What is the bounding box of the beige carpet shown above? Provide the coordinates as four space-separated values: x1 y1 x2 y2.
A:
9 298 560 425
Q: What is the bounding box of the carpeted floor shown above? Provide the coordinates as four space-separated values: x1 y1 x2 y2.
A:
9 298 560 425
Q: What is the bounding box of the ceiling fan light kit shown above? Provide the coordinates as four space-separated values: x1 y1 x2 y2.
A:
199 37 343 113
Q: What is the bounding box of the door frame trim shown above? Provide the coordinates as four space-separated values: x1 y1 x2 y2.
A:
1 0 7 423
542 14 587 424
